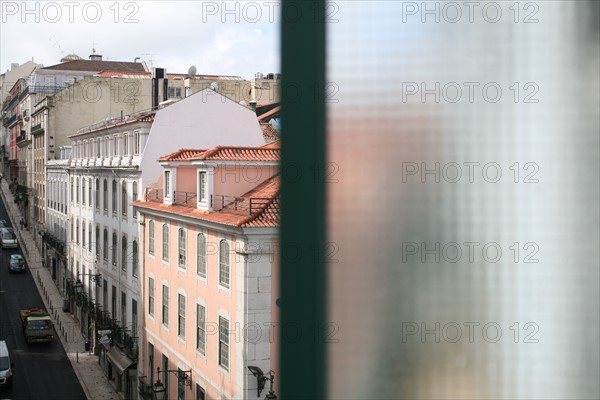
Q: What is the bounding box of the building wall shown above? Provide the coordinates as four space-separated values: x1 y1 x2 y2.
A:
140 89 265 191
143 214 244 399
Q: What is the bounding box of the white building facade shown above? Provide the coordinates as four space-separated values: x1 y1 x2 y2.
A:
68 112 154 400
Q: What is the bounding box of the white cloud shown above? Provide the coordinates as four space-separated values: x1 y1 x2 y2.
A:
0 1 280 79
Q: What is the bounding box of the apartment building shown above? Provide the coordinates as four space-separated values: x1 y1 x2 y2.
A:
134 141 280 400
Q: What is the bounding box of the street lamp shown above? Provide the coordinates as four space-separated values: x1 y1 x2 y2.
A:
153 367 192 400
248 366 277 399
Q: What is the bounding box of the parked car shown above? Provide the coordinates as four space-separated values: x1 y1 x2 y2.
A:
0 228 17 249
0 340 13 389
0 220 8 229
8 254 26 273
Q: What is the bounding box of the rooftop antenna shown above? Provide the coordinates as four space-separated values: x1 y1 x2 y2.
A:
49 34 65 56
142 53 156 68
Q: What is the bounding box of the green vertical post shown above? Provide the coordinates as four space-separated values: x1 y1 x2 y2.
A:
280 0 327 399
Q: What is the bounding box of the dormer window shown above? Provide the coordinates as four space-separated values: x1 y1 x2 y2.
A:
164 170 171 197
199 172 206 202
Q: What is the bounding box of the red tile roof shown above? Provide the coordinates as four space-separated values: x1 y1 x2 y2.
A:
198 146 279 161
159 145 280 162
133 174 280 228
260 140 280 149
159 149 208 161
97 71 245 80
261 123 279 141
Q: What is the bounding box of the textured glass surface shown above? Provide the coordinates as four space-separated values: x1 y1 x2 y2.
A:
327 2 599 399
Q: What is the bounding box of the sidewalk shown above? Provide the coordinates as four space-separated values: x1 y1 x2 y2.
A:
0 180 119 400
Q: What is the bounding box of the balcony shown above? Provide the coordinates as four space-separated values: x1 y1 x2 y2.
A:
31 123 42 133
173 191 196 207
211 194 277 215
145 188 164 203
16 130 28 144
3 114 16 127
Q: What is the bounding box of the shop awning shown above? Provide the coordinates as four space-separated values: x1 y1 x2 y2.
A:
107 346 135 371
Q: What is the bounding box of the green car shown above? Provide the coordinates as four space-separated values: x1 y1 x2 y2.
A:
8 254 26 273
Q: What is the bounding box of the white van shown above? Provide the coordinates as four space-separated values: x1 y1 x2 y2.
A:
0 340 13 389
0 228 17 249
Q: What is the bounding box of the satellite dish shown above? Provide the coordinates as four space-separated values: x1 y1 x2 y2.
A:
187 65 197 79
239 100 247 106
210 81 219 91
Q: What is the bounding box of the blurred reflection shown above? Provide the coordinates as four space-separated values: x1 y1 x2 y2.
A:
327 2 599 399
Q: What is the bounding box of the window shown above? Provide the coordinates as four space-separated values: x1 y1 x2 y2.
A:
219 316 229 370
96 139 100 158
164 171 171 197
113 135 118 156
162 355 169 397
88 179 92 207
124 134 129 156
196 384 206 400
132 241 138 277
178 294 186 339
162 285 169 326
88 223 92 251
95 226 100 258
134 131 140 155
177 368 185 400
148 220 155 256
76 178 79 203
95 179 99 209
82 179 85 206
178 228 186 269
196 234 206 278
76 220 80 244
103 179 108 211
168 87 182 98
112 180 117 214
121 236 127 271
103 229 108 260
132 300 138 338
148 343 155 386
199 172 206 202
162 224 169 262
132 182 138 219
112 233 118 266
148 277 155 316
196 304 205 355
70 178 74 200
219 240 230 288
81 222 85 247
121 181 127 216
121 292 127 324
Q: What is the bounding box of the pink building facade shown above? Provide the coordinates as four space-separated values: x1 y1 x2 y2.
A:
134 142 280 400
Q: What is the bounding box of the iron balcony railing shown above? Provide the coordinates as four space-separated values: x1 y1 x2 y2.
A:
173 191 196 207
31 123 42 133
145 188 163 202
211 194 274 215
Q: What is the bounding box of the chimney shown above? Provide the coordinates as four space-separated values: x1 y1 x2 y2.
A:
89 54 103 61
249 100 257 112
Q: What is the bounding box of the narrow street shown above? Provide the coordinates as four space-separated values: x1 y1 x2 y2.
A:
0 195 86 400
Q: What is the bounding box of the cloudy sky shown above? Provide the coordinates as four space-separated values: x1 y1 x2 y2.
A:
0 1 280 79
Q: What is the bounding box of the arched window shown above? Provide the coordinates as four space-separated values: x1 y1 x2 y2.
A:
178 228 186 268
112 180 117 214
162 224 169 262
219 240 230 288
112 233 118 266
132 241 138 277
121 181 127 216
103 229 108 261
103 179 108 211
196 233 206 278
148 220 155 256
121 236 127 271
95 179 100 209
